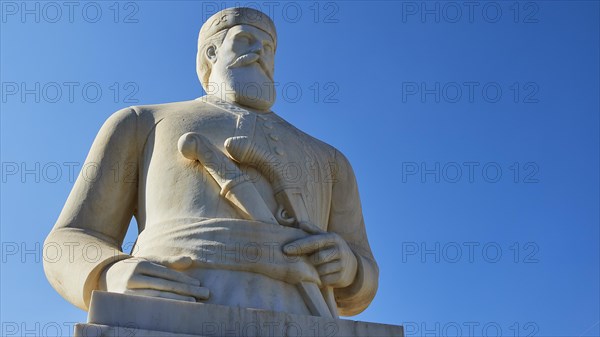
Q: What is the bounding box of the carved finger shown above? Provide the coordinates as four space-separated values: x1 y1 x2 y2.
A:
310 248 340 265
128 275 210 300
316 261 342 276
148 256 194 270
137 261 201 286
321 273 342 287
124 289 196 302
283 234 337 256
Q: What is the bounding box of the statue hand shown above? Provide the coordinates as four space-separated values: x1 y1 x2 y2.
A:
283 233 358 288
99 256 210 302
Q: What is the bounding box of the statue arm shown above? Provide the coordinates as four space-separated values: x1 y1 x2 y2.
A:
328 150 379 316
43 107 139 310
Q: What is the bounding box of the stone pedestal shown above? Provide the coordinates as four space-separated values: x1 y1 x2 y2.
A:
74 291 403 337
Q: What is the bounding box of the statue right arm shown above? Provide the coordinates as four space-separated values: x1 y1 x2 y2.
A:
43 107 140 310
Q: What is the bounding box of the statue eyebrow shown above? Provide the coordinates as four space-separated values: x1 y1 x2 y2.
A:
232 30 274 46
232 31 253 39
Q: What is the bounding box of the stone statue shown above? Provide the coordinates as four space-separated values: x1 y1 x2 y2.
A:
44 7 378 318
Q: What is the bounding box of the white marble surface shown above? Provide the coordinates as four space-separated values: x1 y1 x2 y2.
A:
44 7 378 318
73 292 403 337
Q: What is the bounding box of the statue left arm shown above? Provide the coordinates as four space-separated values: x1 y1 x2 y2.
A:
327 150 379 316
284 150 379 316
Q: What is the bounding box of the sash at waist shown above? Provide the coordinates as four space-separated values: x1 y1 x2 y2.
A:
134 218 321 286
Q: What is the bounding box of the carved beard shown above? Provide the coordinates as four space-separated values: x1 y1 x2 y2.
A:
227 53 274 81
221 58 275 111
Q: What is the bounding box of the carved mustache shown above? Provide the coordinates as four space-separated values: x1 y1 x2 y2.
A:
227 53 273 80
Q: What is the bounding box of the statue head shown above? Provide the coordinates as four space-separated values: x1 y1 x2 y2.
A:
197 7 277 111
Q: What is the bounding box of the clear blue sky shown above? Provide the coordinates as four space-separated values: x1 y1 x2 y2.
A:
1 1 599 336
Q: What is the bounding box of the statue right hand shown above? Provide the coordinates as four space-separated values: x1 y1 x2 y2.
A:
99 256 210 302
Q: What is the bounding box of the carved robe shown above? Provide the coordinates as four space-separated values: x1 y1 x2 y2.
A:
44 96 378 317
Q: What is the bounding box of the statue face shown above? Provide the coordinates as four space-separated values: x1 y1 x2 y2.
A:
208 25 276 111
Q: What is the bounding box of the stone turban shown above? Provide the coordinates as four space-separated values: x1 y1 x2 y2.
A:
199 7 277 48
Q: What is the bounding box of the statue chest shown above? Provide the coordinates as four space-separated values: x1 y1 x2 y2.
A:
139 107 336 228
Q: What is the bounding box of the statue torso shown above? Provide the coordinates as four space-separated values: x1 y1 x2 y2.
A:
125 98 341 314
133 98 338 230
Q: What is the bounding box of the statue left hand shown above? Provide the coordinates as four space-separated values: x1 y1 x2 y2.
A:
284 233 358 288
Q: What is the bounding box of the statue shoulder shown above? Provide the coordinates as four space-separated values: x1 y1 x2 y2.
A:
292 127 355 177
128 98 231 122
105 98 219 140
94 100 197 153
315 141 355 181
127 98 210 119
303 132 351 167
